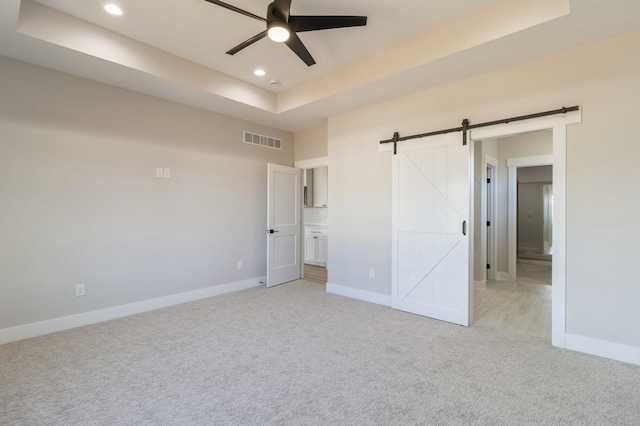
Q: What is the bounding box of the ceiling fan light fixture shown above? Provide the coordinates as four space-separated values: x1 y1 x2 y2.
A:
267 22 290 42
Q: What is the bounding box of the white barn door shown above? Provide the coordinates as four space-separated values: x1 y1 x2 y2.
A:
392 133 470 326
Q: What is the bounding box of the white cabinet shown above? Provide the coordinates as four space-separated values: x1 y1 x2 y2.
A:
317 236 328 264
304 227 328 266
312 167 328 207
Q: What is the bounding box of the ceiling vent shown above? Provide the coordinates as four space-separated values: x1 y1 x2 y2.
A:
244 131 282 150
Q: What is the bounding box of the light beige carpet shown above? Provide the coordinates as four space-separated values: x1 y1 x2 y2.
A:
1 281 639 425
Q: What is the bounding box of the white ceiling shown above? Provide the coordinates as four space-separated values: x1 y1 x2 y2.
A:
1 0 640 132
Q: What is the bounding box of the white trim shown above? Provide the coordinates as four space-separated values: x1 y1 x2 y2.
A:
508 165 518 281
474 280 487 291
507 155 553 167
470 110 581 140
294 157 328 169
551 125 567 348
496 272 510 281
0 277 265 345
469 140 476 325
326 282 392 307
483 154 498 281
304 260 327 267
391 151 399 307
565 334 640 366
517 258 552 266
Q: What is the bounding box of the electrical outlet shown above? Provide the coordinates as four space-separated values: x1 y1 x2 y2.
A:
155 167 164 178
163 168 171 179
75 283 85 297
369 269 375 279
237 260 243 270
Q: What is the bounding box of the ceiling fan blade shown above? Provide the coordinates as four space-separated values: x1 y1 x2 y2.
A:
203 0 265 22
289 15 367 32
273 0 292 21
226 31 268 55
284 33 316 66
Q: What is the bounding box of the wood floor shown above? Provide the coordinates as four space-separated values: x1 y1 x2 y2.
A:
474 263 552 340
304 264 327 284
303 262 550 338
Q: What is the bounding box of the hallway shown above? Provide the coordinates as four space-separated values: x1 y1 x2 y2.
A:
474 263 552 340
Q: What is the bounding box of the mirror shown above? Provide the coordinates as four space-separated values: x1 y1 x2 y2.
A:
304 166 328 207
517 166 552 261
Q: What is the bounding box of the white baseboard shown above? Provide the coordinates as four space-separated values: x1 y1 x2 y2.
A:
565 333 640 366
496 272 510 281
518 258 552 266
474 280 487 290
0 277 265 346
326 282 391 307
518 247 541 254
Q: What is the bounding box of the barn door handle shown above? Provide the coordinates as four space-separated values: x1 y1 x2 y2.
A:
462 221 467 236
267 229 279 234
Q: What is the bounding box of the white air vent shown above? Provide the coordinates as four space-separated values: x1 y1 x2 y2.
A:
244 131 282 150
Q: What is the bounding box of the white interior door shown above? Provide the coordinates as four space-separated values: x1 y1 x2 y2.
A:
267 164 302 287
392 133 471 326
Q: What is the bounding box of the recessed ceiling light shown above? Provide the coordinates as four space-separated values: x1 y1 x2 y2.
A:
254 69 266 77
104 4 123 16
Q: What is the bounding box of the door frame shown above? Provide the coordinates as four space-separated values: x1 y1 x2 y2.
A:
294 156 329 271
482 154 498 283
294 157 329 170
468 108 580 348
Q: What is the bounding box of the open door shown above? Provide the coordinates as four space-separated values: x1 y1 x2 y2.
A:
391 133 471 326
267 164 303 287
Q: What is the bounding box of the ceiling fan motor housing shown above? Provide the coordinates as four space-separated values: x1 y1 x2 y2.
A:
267 2 290 40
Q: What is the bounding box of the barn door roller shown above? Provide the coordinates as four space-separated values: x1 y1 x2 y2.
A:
382 106 579 154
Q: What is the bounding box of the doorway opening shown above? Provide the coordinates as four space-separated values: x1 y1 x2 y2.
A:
516 165 553 294
517 165 553 264
467 110 578 347
473 131 554 340
294 158 329 285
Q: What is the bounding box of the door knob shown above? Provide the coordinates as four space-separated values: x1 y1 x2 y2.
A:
267 229 279 234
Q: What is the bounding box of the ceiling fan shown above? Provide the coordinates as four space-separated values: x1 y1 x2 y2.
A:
204 0 367 66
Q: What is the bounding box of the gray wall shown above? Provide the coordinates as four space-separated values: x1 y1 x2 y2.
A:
294 122 328 161
518 183 544 252
519 165 552 183
327 30 640 349
0 57 293 329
